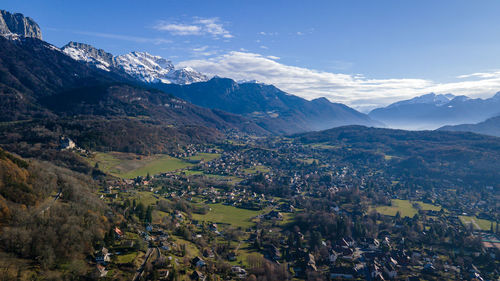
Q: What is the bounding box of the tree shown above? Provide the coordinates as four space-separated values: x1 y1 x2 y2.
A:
146 206 153 223
136 202 145 221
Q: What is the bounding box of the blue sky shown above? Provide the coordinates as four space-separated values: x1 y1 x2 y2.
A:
4 0 500 110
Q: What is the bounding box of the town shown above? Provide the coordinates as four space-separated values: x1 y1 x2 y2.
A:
86 134 500 280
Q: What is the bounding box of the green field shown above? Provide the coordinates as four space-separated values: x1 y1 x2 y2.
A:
115 252 138 264
375 199 442 217
171 236 201 257
417 201 442 211
128 191 159 207
182 171 243 184
88 152 194 178
310 143 340 150
242 165 270 174
186 153 221 162
192 203 266 228
459 216 496 231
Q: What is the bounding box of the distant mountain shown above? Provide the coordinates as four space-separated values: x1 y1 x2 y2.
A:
61 42 381 134
62 42 209 84
439 115 500 137
155 78 382 134
369 92 500 130
0 30 273 156
387 93 455 107
0 10 42 39
0 9 380 138
61 41 116 71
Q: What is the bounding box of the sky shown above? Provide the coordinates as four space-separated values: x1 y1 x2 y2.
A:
4 0 500 111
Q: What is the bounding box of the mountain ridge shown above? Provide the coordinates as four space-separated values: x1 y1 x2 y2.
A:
369 92 500 130
0 10 42 39
439 115 500 137
62 42 209 84
155 77 382 134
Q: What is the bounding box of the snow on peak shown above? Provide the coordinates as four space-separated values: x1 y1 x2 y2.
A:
237 79 263 84
61 42 115 71
115 51 175 83
115 52 209 84
388 93 457 108
61 42 208 85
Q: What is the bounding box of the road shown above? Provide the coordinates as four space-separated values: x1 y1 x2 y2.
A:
132 247 160 281
39 189 62 214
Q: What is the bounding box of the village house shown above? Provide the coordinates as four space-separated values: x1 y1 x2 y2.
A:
190 270 206 281
95 247 111 264
59 136 76 150
191 256 206 268
264 210 283 220
231 266 247 279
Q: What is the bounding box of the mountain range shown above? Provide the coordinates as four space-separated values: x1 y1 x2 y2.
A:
61 42 209 84
60 39 381 134
0 8 386 160
369 92 500 130
3 8 500 143
154 78 380 134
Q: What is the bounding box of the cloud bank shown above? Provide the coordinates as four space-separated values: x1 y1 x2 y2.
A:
179 51 500 111
154 18 233 39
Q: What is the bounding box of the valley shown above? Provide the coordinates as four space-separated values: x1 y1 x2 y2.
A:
0 6 498 281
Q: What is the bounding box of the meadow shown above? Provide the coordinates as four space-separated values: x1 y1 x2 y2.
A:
88 152 199 178
191 203 267 228
375 199 442 217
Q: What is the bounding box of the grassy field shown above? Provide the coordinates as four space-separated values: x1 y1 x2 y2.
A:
459 216 496 231
416 201 442 211
153 210 169 224
88 152 194 178
375 199 418 217
231 241 263 268
186 171 244 184
186 153 221 162
171 236 201 257
375 199 442 217
242 165 270 174
127 191 159 207
192 203 266 228
115 252 138 264
310 143 340 150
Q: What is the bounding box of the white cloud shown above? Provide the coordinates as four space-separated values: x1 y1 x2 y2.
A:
259 31 278 36
456 71 500 79
154 17 232 39
178 51 500 111
267 55 280 60
155 23 201 35
191 45 218 57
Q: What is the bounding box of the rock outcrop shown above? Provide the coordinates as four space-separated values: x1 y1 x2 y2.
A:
0 10 42 39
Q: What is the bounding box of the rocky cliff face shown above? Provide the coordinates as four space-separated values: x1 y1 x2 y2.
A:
62 42 117 71
0 10 42 39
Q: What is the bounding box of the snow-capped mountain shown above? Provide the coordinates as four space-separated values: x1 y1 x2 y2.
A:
61 42 209 85
115 51 175 83
369 92 500 130
62 42 116 71
386 93 455 108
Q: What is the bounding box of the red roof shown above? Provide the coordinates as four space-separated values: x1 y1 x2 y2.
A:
114 227 123 236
